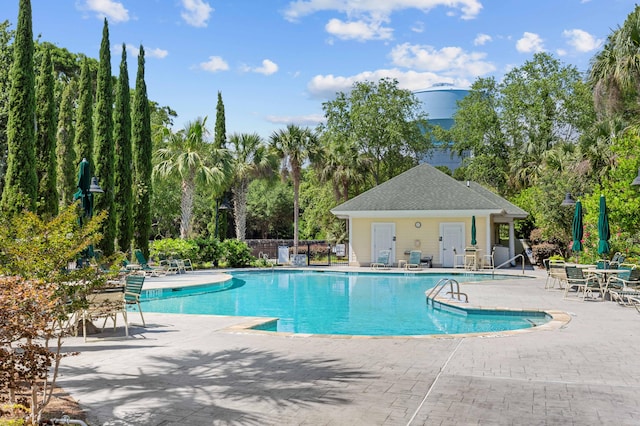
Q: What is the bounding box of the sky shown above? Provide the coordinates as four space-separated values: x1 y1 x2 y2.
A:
2 0 637 139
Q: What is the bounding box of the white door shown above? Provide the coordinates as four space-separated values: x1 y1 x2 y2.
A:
371 223 395 264
440 223 464 267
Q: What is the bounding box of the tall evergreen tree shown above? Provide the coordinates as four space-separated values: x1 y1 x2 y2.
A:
1 0 37 214
214 91 226 149
74 58 93 166
56 80 76 206
93 18 115 255
0 21 15 197
114 44 133 253
35 48 57 217
213 90 229 238
132 46 152 258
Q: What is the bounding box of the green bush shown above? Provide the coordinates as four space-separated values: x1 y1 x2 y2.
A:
221 239 254 268
150 238 198 262
190 237 222 264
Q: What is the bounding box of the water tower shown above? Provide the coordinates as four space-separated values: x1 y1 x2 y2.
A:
413 83 470 171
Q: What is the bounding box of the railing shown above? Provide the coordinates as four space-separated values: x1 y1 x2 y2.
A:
493 253 526 275
426 278 468 306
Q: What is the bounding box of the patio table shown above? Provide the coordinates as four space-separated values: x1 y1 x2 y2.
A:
584 268 624 300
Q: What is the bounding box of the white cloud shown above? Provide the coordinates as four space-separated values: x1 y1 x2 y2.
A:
265 113 325 126
473 33 492 46
181 0 213 28
122 44 168 59
390 43 496 76
562 28 603 52
307 68 470 99
556 48 567 57
199 56 229 72
249 59 279 75
411 21 425 33
325 18 393 41
81 0 129 22
516 32 544 53
284 0 483 22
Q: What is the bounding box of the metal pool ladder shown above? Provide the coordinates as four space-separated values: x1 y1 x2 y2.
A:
426 278 468 306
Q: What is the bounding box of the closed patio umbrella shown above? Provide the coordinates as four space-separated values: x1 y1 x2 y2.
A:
598 195 610 256
571 200 583 253
73 158 94 263
471 216 477 246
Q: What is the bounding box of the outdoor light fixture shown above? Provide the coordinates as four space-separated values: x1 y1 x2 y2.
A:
632 167 640 186
89 176 104 193
561 193 576 206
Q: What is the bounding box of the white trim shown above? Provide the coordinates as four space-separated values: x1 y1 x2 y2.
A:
332 209 503 219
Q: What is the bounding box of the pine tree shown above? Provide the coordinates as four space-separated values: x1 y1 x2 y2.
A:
35 48 58 217
94 19 115 255
1 0 37 214
74 58 93 166
56 80 77 206
132 46 152 258
114 44 133 253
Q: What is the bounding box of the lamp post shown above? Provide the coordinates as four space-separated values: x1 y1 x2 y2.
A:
214 198 230 240
561 193 576 207
75 158 103 267
632 167 640 186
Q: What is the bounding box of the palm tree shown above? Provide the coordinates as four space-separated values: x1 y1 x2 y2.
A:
589 5 640 119
154 117 231 239
228 132 276 240
313 138 371 202
270 125 317 253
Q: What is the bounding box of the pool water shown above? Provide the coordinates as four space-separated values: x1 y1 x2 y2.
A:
140 270 549 336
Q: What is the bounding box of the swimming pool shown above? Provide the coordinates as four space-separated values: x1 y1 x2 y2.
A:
140 270 549 336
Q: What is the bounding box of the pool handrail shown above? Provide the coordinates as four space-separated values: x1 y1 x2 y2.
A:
426 278 468 305
493 253 526 276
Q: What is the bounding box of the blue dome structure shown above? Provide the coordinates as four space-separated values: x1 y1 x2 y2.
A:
413 83 470 171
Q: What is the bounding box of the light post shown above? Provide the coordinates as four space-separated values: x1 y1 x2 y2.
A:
75 158 103 267
214 198 230 240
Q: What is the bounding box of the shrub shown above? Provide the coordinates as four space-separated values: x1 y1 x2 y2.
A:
221 239 254 268
531 242 562 265
150 238 198 262
190 237 222 264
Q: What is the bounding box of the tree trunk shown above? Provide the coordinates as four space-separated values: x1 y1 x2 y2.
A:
233 179 248 241
180 178 194 239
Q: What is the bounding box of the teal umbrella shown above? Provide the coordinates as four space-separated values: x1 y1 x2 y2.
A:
571 200 583 252
471 216 477 246
597 195 610 256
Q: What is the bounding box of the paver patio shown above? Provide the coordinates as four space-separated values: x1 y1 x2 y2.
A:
57 268 640 425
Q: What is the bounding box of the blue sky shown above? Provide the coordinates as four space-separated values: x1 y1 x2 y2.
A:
2 0 636 138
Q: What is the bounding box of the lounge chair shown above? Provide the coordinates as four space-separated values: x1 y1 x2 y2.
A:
406 250 422 270
610 252 625 269
124 274 146 326
608 267 640 305
564 265 600 300
371 250 391 269
134 249 166 276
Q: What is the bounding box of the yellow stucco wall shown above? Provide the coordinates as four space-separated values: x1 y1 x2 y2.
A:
350 216 488 266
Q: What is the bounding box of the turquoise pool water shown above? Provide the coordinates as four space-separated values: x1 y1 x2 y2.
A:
140 270 549 336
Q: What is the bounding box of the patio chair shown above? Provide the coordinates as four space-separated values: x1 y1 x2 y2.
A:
464 247 479 270
546 260 566 290
370 250 391 269
610 252 625 269
82 287 128 342
564 265 600 300
124 274 146 326
453 248 465 269
405 250 422 270
482 247 495 270
607 267 640 305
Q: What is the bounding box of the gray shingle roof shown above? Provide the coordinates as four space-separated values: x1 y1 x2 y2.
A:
331 163 528 218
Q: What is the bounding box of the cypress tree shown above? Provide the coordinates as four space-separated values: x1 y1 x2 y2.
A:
94 18 115 255
132 46 152 258
214 91 226 149
0 21 15 197
213 90 229 238
74 58 93 166
114 43 133 253
56 80 77 206
1 0 37 214
35 48 58 217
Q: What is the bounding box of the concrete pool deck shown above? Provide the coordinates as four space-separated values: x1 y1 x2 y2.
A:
57 267 640 425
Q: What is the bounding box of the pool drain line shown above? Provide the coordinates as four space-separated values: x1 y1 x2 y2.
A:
406 338 464 426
